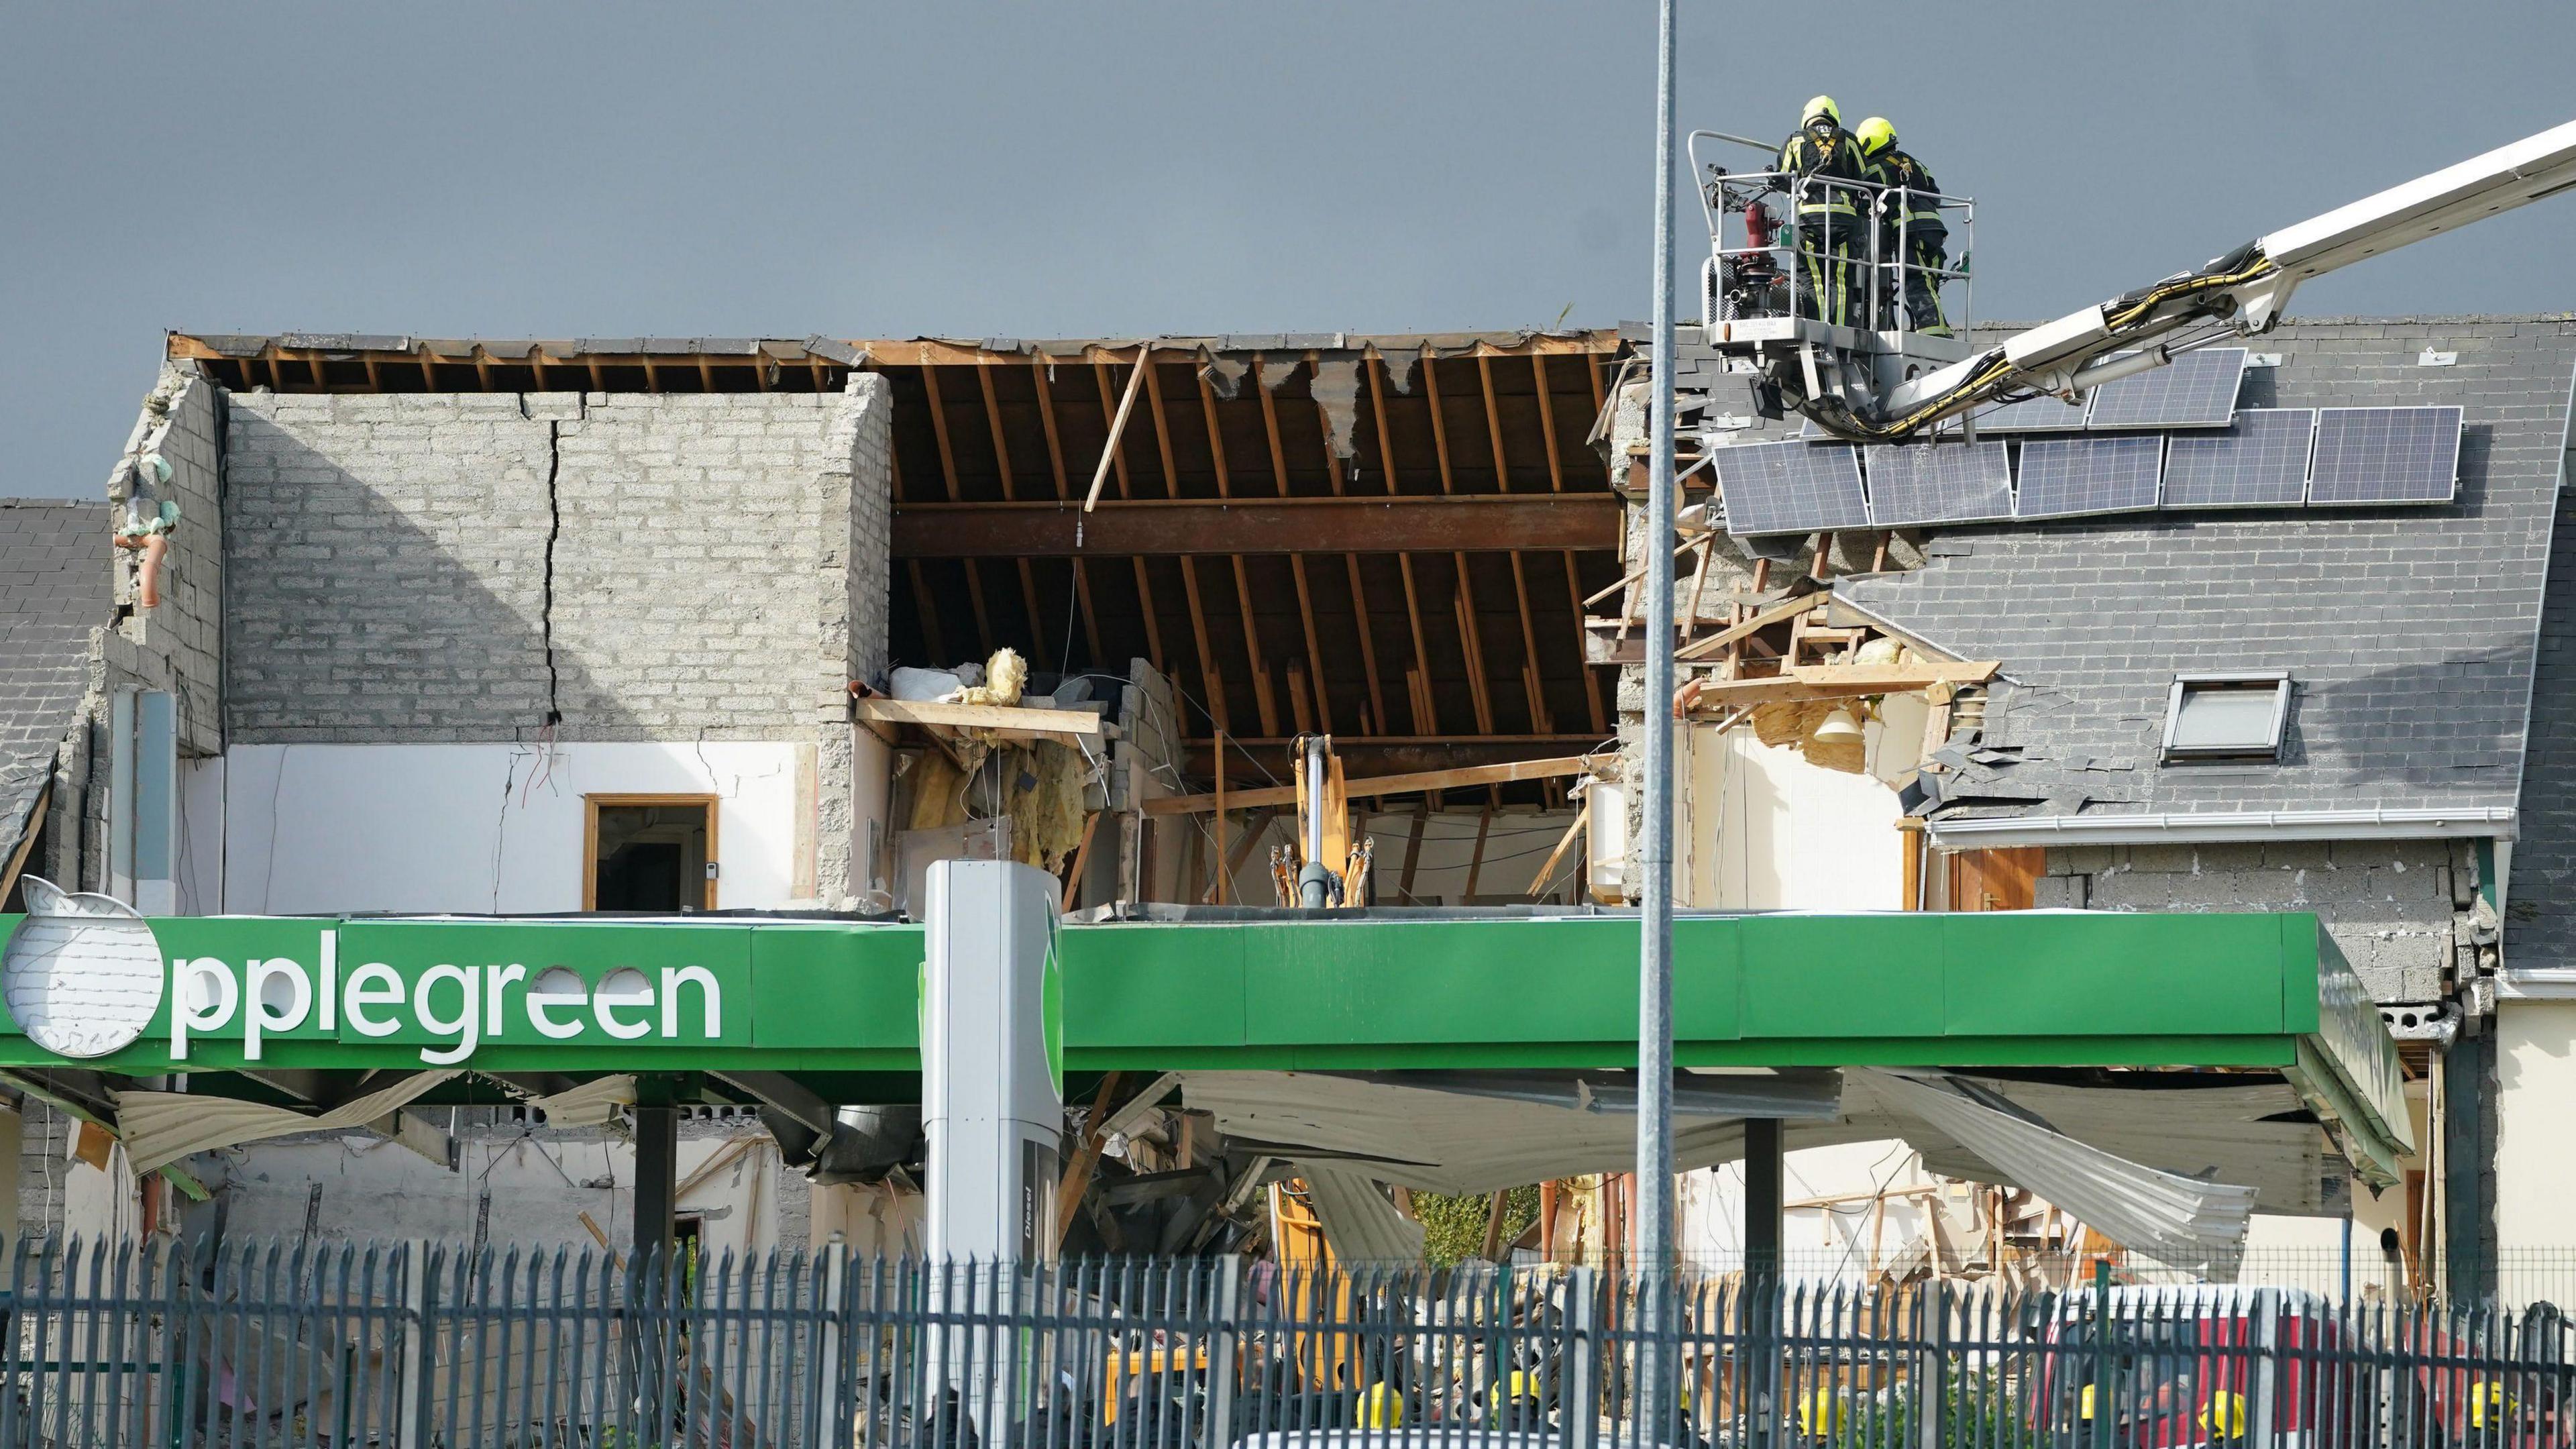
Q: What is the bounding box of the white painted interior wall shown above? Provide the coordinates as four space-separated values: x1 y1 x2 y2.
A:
1685 721 1910 910
2495 998 2576 1252
181 742 820 915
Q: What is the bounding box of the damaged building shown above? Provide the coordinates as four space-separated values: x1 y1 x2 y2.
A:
1614 314 2576 1297
0 313 2567 1296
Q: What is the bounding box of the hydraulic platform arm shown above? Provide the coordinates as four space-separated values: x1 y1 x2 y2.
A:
1815 119 2576 441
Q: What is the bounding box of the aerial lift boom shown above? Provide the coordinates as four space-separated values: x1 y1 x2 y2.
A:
1805 119 2576 441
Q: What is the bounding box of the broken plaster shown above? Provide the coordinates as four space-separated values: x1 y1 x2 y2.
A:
1309 359 1362 467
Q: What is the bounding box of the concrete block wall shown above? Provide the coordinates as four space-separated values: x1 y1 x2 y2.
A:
63 368 229 896
549 393 837 739
222 386 890 745
224 393 558 739
2037 839 2466 1004
816 375 892 904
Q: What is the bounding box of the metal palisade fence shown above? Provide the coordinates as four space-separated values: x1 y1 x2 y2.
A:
2 1240 2573 1447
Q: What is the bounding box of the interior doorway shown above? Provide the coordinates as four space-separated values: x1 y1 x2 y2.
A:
585 795 718 912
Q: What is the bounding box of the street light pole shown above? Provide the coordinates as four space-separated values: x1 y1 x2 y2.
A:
1637 0 1681 1438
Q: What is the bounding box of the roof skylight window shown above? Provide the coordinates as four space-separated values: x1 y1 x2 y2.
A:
2161 672 2292 761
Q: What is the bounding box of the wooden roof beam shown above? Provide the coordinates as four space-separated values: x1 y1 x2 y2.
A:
1678 661 2000 710
976 365 1049 651
1146 753 1594 815
1029 359 1104 665
1180 735 1607 778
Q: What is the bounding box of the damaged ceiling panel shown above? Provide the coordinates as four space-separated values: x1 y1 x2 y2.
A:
1178 1065 2329 1228
1183 1067 2288 1272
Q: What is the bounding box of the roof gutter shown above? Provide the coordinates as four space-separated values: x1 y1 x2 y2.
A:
1926 805 2517 849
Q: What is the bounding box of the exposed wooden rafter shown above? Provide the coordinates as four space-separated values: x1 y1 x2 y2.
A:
1145 753 1593 815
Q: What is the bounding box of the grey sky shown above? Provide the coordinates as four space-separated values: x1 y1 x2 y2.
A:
5 2 2570 499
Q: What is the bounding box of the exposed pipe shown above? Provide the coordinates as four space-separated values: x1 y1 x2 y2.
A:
1303 736 1326 866
1298 735 1332 909
2067 343 2169 394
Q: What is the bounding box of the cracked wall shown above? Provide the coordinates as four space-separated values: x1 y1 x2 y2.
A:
62 367 228 894
222 389 888 745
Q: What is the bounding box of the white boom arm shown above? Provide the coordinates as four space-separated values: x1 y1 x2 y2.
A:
1862 119 2576 435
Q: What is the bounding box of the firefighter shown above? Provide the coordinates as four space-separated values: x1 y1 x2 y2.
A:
1856 116 1953 335
1776 95 1870 326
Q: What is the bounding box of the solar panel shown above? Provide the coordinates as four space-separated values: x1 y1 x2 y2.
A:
1863 440 2015 527
1715 440 1870 536
2014 435 2163 519
1804 415 1965 442
2160 409 2315 510
1969 393 2090 433
2308 406 2463 505
2082 347 2249 429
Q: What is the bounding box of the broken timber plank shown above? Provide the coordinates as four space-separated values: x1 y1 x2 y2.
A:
1142 755 1593 816
1527 798 1591 898
851 698 1107 738
1674 594 1826 661
1680 661 1998 709
1049 1072 1127 1255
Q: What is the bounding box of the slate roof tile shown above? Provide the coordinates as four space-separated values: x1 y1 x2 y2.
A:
0 500 108 861
1833 317 2576 822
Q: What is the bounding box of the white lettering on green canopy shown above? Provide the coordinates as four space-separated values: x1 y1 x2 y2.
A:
166 947 724 1066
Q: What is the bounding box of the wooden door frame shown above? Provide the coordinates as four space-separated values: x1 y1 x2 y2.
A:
584 794 720 912
1944 845 2042 912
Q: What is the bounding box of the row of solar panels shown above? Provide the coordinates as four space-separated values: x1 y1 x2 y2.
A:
1722 405 2463 536
1987 347 2253 431
1800 348 2259 436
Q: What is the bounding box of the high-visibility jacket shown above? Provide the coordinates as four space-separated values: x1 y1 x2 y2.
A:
1776 123 1869 234
1864 148 1946 245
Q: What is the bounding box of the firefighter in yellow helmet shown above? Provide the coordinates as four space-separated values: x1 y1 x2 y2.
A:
1484 1366 1549 1430
2200 1387 2251 1444
1356 1379 1405 1430
1775 95 1870 327
1855 117 1953 336
1799 1383 1849 1442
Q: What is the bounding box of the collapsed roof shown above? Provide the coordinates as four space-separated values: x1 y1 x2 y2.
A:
166 329 1627 792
